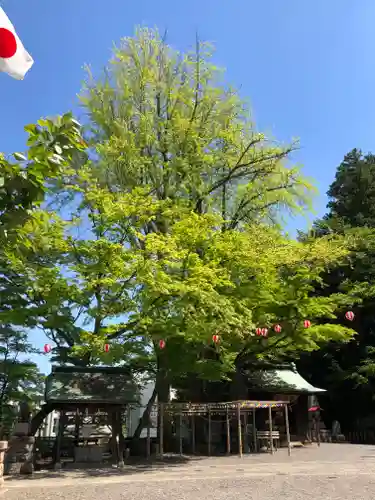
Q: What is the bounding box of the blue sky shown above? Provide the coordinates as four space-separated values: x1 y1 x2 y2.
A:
2 0 375 372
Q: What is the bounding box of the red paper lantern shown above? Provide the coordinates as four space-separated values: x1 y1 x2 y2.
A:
212 334 220 344
159 339 166 349
43 344 51 353
345 311 355 321
304 320 311 329
261 328 268 337
274 324 282 333
104 343 110 353
256 328 262 336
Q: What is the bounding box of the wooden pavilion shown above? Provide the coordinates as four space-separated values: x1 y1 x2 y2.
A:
175 361 326 448
156 400 292 457
31 366 139 467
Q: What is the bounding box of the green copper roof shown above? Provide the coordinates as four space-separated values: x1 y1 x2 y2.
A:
45 366 139 404
242 363 325 394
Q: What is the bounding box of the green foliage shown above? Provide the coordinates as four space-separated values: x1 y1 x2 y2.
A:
12 170 355 382
0 113 86 329
4 29 352 395
0 114 87 439
80 28 314 227
0 326 44 439
326 148 375 228
0 113 86 234
298 149 375 426
0 31 359 440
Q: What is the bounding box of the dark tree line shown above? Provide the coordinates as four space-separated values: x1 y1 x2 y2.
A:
298 149 375 430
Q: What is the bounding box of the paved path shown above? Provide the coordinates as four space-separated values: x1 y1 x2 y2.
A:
5 444 375 500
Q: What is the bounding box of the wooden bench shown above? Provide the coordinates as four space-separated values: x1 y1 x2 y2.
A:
256 430 280 451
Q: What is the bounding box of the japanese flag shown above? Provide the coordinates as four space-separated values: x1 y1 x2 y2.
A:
0 7 33 80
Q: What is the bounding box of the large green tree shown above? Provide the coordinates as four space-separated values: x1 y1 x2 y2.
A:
0 113 86 436
0 326 44 439
11 169 355 438
298 149 375 429
0 112 87 331
80 28 313 228
325 149 375 228
7 29 354 439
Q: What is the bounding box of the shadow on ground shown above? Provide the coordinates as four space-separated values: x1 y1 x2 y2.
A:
4 454 204 482
8 444 374 483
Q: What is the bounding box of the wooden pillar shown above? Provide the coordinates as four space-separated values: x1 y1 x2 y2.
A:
146 413 151 459
268 406 274 454
54 410 65 468
117 410 125 467
159 403 164 458
226 406 231 455
179 414 183 456
316 414 321 447
74 409 80 447
208 407 211 456
237 404 243 458
296 394 309 441
127 405 132 438
191 414 196 454
111 411 120 464
284 404 291 456
244 411 248 453
0 440 7 494
252 409 257 452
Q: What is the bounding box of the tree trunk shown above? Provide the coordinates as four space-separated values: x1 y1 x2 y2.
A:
131 386 157 441
156 369 171 403
155 368 173 451
30 403 55 436
130 366 171 451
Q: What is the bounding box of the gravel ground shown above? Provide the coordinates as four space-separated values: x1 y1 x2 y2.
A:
5 444 375 500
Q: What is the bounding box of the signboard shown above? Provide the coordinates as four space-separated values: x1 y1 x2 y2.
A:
149 407 158 428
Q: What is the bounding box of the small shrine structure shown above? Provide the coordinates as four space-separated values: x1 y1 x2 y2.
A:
24 365 138 470
234 362 326 441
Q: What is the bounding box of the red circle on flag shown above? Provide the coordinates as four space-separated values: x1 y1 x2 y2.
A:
0 28 17 59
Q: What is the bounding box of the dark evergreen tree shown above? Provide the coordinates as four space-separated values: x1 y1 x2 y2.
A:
0 327 44 438
298 149 375 430
326 149 375 228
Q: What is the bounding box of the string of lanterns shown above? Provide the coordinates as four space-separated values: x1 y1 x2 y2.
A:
45 335 222 352
255 327 268 337
157 335 219 349
42 311 355 353
254 311 355 338
43 343 112 354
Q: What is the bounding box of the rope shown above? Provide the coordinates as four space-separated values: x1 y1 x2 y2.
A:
193 415 235 423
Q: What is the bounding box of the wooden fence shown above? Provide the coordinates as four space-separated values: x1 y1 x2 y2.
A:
345 430 375 444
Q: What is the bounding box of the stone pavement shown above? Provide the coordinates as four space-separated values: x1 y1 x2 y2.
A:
5 444 375 500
